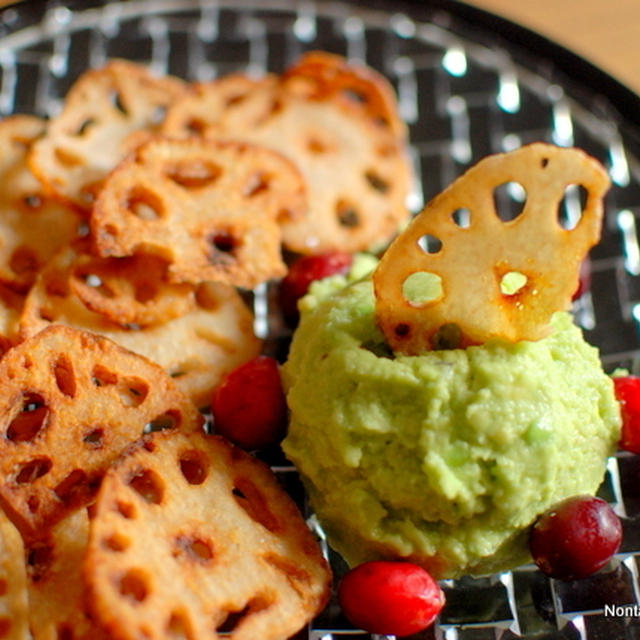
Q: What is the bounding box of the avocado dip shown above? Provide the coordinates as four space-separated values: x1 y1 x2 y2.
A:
281 263 621 579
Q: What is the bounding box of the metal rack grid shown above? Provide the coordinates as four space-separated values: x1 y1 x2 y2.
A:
2 1 640 638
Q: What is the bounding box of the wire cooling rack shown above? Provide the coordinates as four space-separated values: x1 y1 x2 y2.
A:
3 1 640 638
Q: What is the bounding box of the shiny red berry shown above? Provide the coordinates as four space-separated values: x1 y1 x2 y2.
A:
337 561 445 637
613 375 640 454
279 252 352 325
211 356 287 450
529 495 622 581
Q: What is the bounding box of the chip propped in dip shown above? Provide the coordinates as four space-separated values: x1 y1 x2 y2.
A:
282 144 622 579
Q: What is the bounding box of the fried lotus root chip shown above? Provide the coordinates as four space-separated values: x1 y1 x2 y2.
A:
29 60 186 211
69 249 196 327
84 430 331 640
0 325 203 537
0 509 29 640
163 58 411 255
91 137 306 287
20 245 262 408
25 508 108 640
0 115 81 292
373 143 610 354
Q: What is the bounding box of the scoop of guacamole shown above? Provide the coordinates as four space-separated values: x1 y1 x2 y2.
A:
282 271 621 579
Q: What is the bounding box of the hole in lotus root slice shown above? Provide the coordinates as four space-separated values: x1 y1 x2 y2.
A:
44 269 71 298
91 364 118 387
452 207 471 228
364 169 390 194
207 230 240 267
54 147 84 169
172 534 214 564
54 469 101 507
53 354 76 398
15 457 53 484
26 541 54 583
493 181 526 221
83 428 104 448
9 245 40 276
117 377 149 408
402 272 443 308
232 478 281 533
165 159 222 190
417 234 443 254
118 568 150 603
127 468 164 505
178 448 209 486
194 282 222 311
558 183 589 230
373 143 610 353
144 409 183 433
336 199 360 228
115 500 136 520
166 611 195 640
125 185 165 221
7 393 49 442
103 532 131 552
215 595 273 634
243 170 272 198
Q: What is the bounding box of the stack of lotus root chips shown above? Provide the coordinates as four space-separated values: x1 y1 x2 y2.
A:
0 328 331 637
0 51 420 637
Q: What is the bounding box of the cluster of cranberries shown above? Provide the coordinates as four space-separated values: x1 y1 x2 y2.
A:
209 252 640 636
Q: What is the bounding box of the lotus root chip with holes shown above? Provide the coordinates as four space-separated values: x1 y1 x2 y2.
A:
0 324 203 538
84 430 331 640
26 508 109 640
0 508 29 640
162 54 411 254
91 137 306 287
0 115 81 292
373 143 610 354
20 244 262 408
28 60 186 211
68 249 196 327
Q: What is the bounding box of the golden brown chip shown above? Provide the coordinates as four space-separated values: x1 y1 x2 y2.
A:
163 55 411 255
69 247 196 327
91 137 306 287
29 60 186 211
20 244 262 408
0 508 29 640
0 325 203 538
373 143 610 354
25 508 108 640
0 115 81 292
84 430 331 640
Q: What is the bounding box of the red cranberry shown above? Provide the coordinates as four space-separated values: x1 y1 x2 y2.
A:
613 375 640 454
279 252 352 325
211 356 287 450
337 561 445 636
529 495 622 581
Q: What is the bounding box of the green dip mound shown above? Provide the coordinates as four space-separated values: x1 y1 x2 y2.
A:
282 274 621 579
